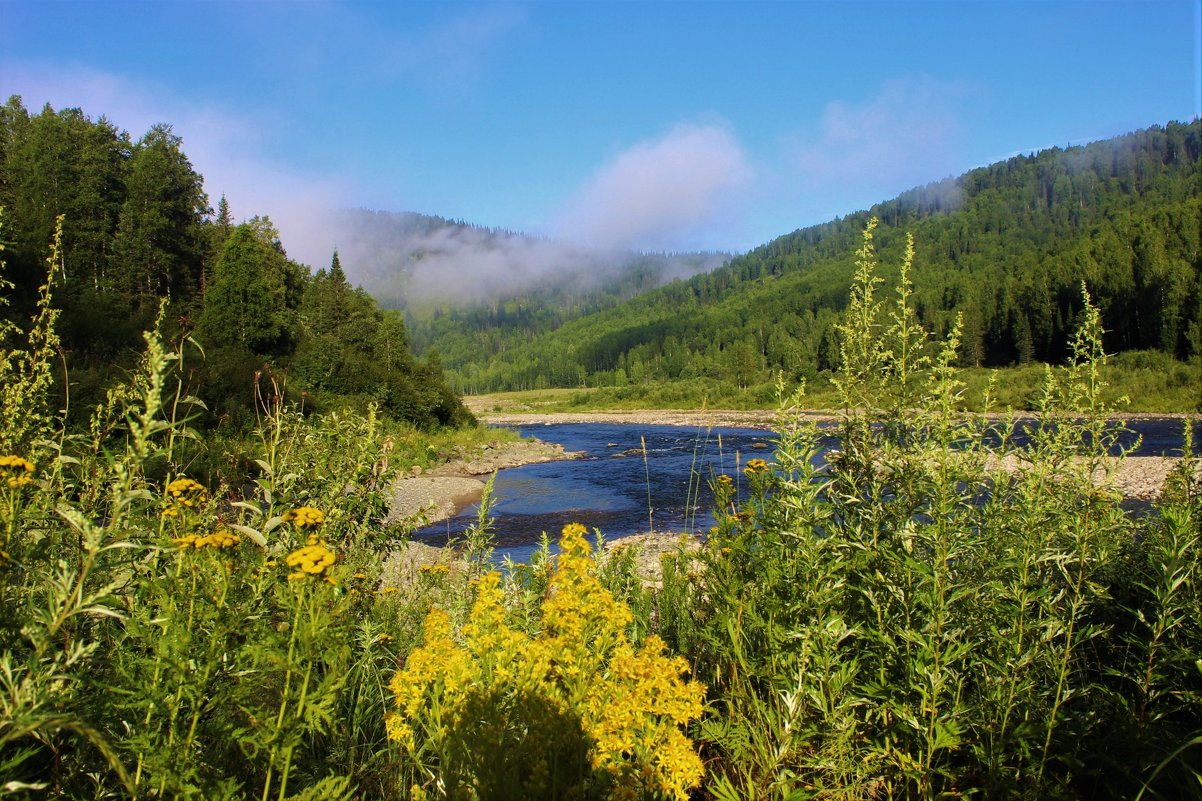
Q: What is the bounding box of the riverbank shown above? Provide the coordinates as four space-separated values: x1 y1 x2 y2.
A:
478 407 1200 430
481 408 789 429
388 411 1199 536
385 437 582 527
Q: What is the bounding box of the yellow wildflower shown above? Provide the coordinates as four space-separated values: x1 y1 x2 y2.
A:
743 458 768 476
387 523 705 799
0 455 35 489
418 564 450 576
166 477 207 505
172 529 241 550
162 476 208 520
282 506 324 528
284 538 335 581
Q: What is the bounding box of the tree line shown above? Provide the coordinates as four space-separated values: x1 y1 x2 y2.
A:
0 96 471 428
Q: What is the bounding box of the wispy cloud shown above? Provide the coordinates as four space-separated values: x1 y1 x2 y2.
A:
787 75 970 192
394 4 527 94
334 210 727 307
317 2 527 100
552 123 752 252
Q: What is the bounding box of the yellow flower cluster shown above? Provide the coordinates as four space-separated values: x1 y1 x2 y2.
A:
418 563 449 576
163 477 207 517
282 506 324 528
285 534 335 581
0 455 35 489
715 473 733 487
172 530 241 550
743 458 769 476
386 523 705 799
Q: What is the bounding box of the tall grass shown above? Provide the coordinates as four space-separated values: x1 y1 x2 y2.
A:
657 220 1202 799
0 220 491 798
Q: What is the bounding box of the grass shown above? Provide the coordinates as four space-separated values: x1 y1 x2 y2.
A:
466 356 1201 416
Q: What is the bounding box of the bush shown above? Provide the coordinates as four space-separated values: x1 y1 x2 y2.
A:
387 524 704 800
659 221 1202 800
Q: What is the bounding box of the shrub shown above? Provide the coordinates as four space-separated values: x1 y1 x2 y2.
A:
670 220 1202 800
387 524 705 800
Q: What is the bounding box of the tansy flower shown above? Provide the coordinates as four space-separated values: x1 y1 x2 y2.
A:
0 455 35 489
166 477 207 505
284 536 335 581
282 506 324 528
163 477 208 519
173 530 241 550
743 458 768 476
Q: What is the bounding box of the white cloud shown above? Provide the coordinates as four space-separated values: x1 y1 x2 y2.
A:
553 123 752 251
788 75 969 191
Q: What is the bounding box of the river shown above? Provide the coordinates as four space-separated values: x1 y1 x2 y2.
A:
414 418 1201 564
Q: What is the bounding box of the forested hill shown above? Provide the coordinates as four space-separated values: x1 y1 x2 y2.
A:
428 120 1201 394
336 208 728 311
334 208 729 366
0 97 472 429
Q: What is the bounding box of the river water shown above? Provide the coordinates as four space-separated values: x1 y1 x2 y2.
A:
414 418 1201 564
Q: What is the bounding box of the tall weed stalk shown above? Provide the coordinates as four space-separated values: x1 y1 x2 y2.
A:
679 218 1201 800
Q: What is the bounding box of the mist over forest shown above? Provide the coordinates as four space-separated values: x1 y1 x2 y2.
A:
331 208 730 308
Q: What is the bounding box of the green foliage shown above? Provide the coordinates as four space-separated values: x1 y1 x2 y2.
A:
0 212 62 456
386 525 705 801
198 222 294 353
0 222 490 798
656 220 1202 799
0 95 472 431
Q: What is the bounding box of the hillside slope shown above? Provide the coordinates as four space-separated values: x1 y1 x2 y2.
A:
426 121 1200 393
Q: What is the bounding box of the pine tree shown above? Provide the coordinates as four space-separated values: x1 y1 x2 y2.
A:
111 124 208 306
197 224 289 353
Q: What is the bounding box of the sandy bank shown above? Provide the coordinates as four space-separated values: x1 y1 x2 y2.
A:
385 438 581 528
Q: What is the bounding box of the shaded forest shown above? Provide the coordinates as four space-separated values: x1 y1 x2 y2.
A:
0 96 471 429
406 121 1201 394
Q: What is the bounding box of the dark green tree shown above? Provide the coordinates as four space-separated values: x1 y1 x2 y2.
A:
197 223 291 353
110 124 208 306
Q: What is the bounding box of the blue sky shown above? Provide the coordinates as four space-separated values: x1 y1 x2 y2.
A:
3 1 1200 267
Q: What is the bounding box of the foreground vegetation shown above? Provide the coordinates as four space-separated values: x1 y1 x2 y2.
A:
4 207 1200 800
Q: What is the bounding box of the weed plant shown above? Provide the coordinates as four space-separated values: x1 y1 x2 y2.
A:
660 219 1202 799
0 221 477 798
0 220 699 800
